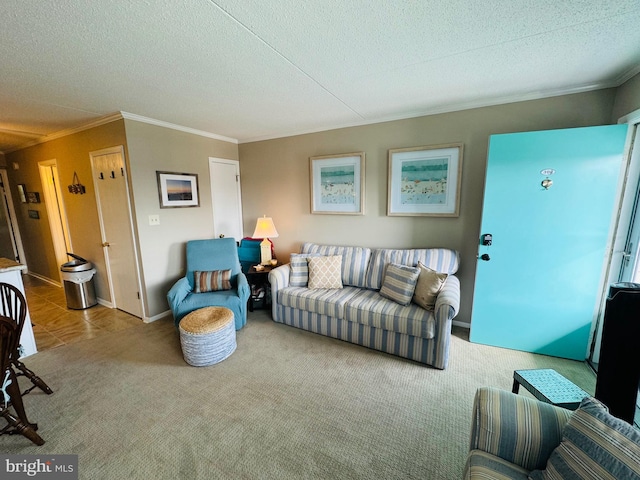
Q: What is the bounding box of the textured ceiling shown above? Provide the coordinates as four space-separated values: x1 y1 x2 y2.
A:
1 0 640 153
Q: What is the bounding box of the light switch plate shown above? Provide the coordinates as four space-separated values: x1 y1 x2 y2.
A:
149 214 160 226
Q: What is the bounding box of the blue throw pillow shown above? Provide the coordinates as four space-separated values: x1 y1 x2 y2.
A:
289 253 320 287
379 263 420 306
529 396 640 480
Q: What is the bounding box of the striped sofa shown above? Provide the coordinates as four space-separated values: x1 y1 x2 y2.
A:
268 242 460 369
465 387 640 479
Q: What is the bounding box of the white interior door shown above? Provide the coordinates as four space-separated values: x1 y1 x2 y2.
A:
0 169 25 263
39 160 71 282
90 146 143 318
209 158 243 241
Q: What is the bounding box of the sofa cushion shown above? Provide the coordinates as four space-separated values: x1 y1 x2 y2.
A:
289 253 320 287
529 396 640 480
278 286 361 319
343 289 435 339
365 248 459 290
308 255 343 289
412 262 448 310
193 270 231 293
379 263 420 306
301 243 371 287
465 450 530 480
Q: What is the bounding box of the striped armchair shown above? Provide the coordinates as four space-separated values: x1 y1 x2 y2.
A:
465 387 572 479
465 387 640 479
268 242 460 369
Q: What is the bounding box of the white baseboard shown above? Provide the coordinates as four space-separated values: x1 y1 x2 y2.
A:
97 297 114 308
145 310 173 323
452 320 470 329
26 271 61 287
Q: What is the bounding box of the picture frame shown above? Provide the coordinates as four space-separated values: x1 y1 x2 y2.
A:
387 143 463 217
156 171 200 208
310 152 365 215
26 191 40 204
28 210 40 219
17 184 27 203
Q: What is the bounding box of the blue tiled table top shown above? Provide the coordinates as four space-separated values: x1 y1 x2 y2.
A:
513 368 590 410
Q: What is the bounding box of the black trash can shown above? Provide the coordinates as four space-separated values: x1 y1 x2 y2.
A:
61 253 97 310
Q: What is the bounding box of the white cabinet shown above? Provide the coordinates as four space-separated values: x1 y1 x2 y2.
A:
0 258 37 357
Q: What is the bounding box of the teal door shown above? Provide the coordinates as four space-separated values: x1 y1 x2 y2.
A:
470 125 628 360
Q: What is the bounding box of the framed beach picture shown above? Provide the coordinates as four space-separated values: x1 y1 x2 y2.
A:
387 143 463 217
310 152 365 215
156 171 200 208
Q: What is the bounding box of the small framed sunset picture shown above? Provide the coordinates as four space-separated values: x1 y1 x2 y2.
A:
156 171 200 208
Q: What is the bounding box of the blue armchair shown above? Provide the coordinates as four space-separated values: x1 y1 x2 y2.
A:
167 238 250 330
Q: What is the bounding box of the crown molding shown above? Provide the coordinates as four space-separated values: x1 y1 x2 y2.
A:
120 112 238 144
239 81 615 144
3 111 238 154
613 64 640 87
3 113 125 153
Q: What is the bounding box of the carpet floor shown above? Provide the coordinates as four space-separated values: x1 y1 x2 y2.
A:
1 310 595 479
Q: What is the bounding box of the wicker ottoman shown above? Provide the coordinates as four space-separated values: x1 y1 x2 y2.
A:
179 307 236 366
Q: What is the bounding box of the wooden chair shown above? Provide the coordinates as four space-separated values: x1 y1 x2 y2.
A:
0 283 53 396
0 316 44 445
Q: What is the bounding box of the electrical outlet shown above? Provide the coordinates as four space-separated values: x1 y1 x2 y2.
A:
148 214 160 226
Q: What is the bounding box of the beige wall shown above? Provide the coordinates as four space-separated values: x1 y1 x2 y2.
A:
123 120 239 319
4 79 635 326
5 121 127 301
239 89 617 325
612 73 640 121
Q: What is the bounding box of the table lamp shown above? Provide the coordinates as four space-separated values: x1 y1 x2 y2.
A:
252 215 279 265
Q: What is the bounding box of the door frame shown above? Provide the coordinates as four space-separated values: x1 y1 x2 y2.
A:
588 108 640 366
38 159 72 283
0 169 26 264
89 145 145 316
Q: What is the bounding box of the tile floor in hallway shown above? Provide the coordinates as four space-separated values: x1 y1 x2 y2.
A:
23 275 142 353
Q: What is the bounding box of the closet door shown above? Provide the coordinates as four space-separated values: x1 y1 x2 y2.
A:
91 146 143 318
209 158 243 241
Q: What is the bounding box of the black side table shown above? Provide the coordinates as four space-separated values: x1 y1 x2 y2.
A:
246 264 279 312
512 368 590 410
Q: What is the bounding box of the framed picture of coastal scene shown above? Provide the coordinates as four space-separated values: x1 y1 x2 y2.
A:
310 152 365 215
387 143 463 217
156 171 200 208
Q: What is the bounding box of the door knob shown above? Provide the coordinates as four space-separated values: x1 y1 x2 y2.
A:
102 242 110 247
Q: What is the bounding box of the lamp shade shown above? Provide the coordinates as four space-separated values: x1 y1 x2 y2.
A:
252 216 279 239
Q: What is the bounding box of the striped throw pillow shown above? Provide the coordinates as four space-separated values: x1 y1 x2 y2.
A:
289 253 320 287
193 270 232 293
379 263 421 306
529 396 640 480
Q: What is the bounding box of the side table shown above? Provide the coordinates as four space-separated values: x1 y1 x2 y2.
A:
512 368 590 410
246 264 279 312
